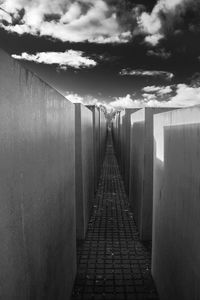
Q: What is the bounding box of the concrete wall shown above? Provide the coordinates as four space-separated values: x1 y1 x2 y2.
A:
75 104 94 240
129 109 145 239
152 106 200 300
129 108 177 241
117 110 125 169
0 48 76 299
112 111 120 157
122 108 140 194
86 105 100 192
119 110 126 177
99 108 107 168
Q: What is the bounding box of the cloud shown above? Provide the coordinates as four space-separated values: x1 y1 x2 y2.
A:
168 84 200 106
120 69 174 80
137 0 197 45
12 50 97 69
109 93 166 109
190 72 200 87
64 92 109 107
64 82 200 111
157 85 172 95
142 93 157 101
110 83 200 109
64 92 141 112
0 0 131 43
147 48 171 59
144 33 164 46
143 85 173 95
142 84 200 107
145 86 200 107
65 93 84 104
89 31 131 44
143 85 163 93
1 0 199 45
109 94 142 109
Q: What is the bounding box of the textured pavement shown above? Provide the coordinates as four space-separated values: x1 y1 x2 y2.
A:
71 132 159 300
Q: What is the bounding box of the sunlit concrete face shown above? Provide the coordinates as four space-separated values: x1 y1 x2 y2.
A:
153 106 200 300
129 107 177 241
87 105 100 192
75 104 94 240
0 48 76 300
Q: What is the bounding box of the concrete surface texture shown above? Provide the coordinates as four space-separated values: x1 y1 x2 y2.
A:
129 107 177 241
111 113 117 146
99 108 107 166
153 106 200 300
122 108 140 195
75 104 94 240
86 105 100 192
119 110 126 178
0 48 76 300
118 110 125 170
112 111 120 157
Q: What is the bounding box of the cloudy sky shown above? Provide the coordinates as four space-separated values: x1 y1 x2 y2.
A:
1 0 200 110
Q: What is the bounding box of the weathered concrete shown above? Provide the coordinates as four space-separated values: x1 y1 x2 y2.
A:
0 48 76 300
75 104 94 240
112 111 120 157
122 108 140 194
152 106 200 300
99 108 107 167
129 107 177 241
118 110 125 170
86 105 100 192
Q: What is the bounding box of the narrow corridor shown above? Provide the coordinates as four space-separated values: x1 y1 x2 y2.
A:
71 132 159 300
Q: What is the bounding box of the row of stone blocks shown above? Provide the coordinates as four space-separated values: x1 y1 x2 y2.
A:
112 106 200 299
0 48 107 299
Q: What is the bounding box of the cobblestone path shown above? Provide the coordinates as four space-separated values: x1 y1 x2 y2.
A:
71 132 159 300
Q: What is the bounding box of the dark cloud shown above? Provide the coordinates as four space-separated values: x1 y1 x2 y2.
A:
138 0 200 45
147 48 171 59
190 72 200 87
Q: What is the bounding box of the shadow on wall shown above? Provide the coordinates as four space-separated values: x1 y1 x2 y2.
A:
129 121 145 230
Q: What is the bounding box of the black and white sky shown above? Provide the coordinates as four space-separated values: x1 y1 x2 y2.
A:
0 0 200 110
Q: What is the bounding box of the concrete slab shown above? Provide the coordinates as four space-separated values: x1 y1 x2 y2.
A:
112 111 120 157
122 108 140 194
153 106 200 300
86 105 100 192
99 108 107 167
75 104 94 240
129 107 177 241
118 110 125 170
0 48 76 300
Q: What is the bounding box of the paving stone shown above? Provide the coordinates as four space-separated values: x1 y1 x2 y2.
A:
71 132 159 300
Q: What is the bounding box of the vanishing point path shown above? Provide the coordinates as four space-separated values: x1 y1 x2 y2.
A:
71 131 159 300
